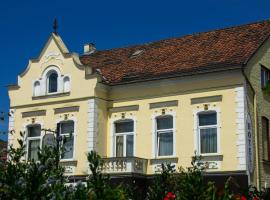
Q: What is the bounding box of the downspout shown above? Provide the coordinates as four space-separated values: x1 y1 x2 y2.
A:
241 66 260 189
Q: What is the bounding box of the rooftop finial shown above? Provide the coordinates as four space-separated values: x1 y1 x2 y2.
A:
53 18 58 35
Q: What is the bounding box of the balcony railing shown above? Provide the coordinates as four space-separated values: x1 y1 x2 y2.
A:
101 157 148 174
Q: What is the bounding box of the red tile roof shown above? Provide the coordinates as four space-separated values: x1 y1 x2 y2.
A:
80 20 270 85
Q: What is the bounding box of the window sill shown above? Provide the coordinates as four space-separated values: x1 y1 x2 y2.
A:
150 157 178 165
195 153 223 161
32 92 70 100
60 159 77 165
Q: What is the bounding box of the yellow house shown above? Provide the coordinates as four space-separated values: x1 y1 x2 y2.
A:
8 20 270 189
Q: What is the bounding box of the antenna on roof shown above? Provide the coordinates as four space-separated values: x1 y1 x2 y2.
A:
53 18 58 35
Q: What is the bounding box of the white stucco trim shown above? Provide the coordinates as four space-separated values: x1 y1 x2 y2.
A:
8 109 15 150
109 115 137 157
87 99 98 152
38 65 63 96
193 107 221 155
151 111 176 158
235 86 247 170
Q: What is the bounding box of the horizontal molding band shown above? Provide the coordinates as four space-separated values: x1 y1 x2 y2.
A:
22 110 46 118
149 100 178 109
191 95 222 104
109 105 139 112
54 106 80 114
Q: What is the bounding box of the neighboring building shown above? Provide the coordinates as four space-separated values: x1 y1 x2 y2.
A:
0 139 7 161
7 20 270 189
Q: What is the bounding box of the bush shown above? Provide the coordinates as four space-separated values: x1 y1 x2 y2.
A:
1 134 270 200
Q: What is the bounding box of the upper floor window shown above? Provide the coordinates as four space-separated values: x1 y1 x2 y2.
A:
57 121 74 160
156 115 174 157
262 117 270 161
114 119 134 157
27 124 41 161
198 111 217 154
261 66 270 88
47 71 58 93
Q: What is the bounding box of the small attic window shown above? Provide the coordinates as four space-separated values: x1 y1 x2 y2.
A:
130 49 144 58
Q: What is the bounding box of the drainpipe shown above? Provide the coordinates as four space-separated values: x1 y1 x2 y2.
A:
241 67 260 189
254 94 260 189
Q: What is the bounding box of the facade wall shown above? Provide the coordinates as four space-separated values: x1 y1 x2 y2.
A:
244 38 270 188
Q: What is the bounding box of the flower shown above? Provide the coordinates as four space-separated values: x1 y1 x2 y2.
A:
164 192 176 200
240 195 247 200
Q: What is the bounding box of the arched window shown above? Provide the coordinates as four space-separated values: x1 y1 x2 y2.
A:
27 124 41 161
57 120 74 159
155 115 174 156
47 71 58 93
33 81 40 96
114 119 134 157
198 111 217 154
63 76 70 92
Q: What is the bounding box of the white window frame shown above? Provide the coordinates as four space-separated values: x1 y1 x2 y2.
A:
113 119 135 157
152 112 176 158
26 124 42 161
110 116 137 158
193 108 221 156
56 118 77 161
41 65 62 95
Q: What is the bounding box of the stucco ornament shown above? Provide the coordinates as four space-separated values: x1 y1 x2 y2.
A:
42 51 63 65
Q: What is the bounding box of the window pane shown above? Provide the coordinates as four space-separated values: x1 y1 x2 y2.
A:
158 131 173 156
28 125 41 137
62 135 74 159
157 116 173 130
115 121 134 133
116 136 123 157
126 135 134 157
60 121 74 134
48 72 58 93
262 117 270 160
199 113 217 126
200 128 217 153
261 68 266 88
28 139 40 161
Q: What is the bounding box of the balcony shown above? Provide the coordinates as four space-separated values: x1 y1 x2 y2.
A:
101 157 148 174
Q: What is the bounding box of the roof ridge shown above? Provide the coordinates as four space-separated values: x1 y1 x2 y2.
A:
80 19 270 55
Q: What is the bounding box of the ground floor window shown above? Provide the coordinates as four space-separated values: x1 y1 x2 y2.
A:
57 121 74 159
114 119 134 157
156 115 174 156
27 124 41 161
198 111 217 154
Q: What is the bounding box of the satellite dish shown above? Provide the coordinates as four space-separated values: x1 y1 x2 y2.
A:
42 134 56 148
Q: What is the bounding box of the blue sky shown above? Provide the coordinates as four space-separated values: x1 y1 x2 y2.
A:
1 0 270 140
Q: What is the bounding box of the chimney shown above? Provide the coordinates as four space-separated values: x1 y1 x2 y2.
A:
84 43 96 55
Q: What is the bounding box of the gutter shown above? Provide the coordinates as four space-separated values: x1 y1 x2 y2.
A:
241 66 260 189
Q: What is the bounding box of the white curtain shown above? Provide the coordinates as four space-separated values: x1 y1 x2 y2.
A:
200 128 217 153
28 139 40 161
158 132 173 156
